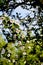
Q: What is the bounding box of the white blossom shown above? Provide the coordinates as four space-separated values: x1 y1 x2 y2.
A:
24 61 26 64
27 40 29 43
41 63 43 65
18 41 22 45
10 19 15 23
12 59 15 63
28 46 31 49
23 52 26 55
8 60 11 62
1 48 5 54
7 54 10 57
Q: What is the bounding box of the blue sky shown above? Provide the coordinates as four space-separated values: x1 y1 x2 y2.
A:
11 6 35 18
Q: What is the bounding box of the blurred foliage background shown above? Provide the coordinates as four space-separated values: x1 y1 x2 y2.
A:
0 0 43 65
